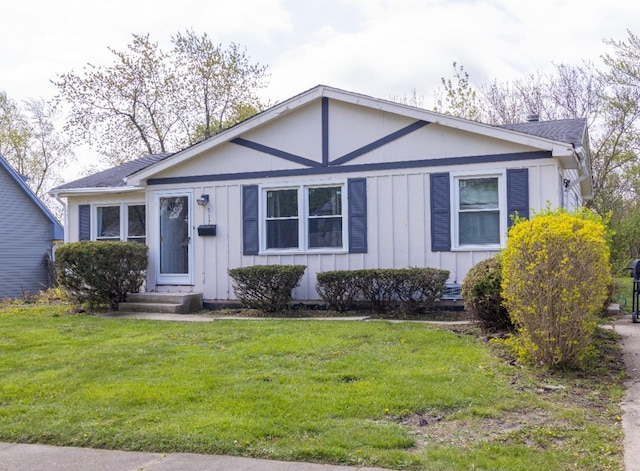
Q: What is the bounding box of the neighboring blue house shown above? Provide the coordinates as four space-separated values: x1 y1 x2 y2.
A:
0 154 64 298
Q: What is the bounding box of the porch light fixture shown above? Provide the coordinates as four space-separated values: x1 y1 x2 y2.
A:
196 194 210 206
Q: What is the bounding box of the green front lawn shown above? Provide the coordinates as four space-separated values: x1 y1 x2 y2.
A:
0 305 625 470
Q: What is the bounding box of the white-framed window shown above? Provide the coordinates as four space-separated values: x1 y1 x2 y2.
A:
126 204 146 243
94 203 146 243
96 205 121 241
261 182 346 253
452 171 506 250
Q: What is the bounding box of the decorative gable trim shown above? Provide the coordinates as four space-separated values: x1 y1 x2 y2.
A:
148 151 550 186
124 86 583 187
330 120 430 166
231 138 321 168
230 100 430 170
322 97 329 166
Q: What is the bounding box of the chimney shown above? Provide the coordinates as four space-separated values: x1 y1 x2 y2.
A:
526 114 540 122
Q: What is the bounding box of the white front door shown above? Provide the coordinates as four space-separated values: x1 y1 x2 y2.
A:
156 192 193 285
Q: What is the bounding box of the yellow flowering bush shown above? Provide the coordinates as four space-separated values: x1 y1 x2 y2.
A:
501 208 611 368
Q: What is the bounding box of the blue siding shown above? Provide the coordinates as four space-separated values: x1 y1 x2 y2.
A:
0 167 54 298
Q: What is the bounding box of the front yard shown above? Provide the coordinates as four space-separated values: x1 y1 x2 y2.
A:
0 305 625 470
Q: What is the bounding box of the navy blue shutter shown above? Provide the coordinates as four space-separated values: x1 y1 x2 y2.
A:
430 173 451 251
348 178 367 253
79 204 91 241
507 169 529 226
242 185 260 255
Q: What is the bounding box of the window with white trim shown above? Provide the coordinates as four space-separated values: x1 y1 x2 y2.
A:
453 173 505 249
262 184 346 252
127 205 146 243
94 203 146 243
96 206 120 241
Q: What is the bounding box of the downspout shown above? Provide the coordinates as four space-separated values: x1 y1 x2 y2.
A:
52 192 68 244
563 145 589 204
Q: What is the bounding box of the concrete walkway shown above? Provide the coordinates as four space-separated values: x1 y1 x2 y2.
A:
614 316 640 471
0 442 388 471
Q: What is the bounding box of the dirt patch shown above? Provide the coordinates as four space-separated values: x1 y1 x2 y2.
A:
395 409 569 450
386 326 627 453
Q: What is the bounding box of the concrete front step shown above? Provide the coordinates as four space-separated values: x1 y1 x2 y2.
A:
117 301 186 314
118 292 202 314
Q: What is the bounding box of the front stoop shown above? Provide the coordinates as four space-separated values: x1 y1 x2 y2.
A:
118 292 203 314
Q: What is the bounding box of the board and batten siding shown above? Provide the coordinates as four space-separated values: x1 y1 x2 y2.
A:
146 158 559 301
0 169 54 298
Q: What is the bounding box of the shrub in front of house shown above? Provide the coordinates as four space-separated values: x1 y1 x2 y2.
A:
316 270 362 312
501 208 611 368
228 265 306 313
351 269 397 314
56 241 148 310
387 268 450 314
316 268 449 314
461 256 512 332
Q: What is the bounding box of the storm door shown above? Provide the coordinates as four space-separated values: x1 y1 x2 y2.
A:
156 193 193 285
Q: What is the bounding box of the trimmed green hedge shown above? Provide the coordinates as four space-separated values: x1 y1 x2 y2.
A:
56 241 148 310
317 268 449 314
315 270 362 312
228 265 306 313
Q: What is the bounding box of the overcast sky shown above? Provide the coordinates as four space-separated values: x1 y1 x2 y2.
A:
2 0 639 179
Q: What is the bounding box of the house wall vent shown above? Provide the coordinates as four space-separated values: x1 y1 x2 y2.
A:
526 114 540 122
442 283 462 300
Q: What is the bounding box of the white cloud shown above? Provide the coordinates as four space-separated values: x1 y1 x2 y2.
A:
264 0 640 105
2 0 290 100
3 0 640 180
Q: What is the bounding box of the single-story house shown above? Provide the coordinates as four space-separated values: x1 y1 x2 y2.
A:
0 154 64 298
50 85 592 304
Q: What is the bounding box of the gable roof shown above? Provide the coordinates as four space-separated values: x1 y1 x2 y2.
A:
50 85 589 193
51 153 172 193
0 154 64 240
125 85 583 186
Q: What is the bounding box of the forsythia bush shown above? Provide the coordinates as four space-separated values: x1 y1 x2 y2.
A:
501 208 611 368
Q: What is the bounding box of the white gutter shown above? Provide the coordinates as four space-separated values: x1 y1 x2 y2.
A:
564 145 591 201
52 192 68 244
53 186 143 197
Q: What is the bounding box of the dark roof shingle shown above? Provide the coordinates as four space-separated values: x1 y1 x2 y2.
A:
52 153 172 191
498 118 586 147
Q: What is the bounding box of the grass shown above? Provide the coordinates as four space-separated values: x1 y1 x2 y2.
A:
614 275 634 311
0 304 625 470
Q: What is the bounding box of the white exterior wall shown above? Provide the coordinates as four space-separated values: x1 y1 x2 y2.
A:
61 94 575 302
144 157 559 301
65 191 146 243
